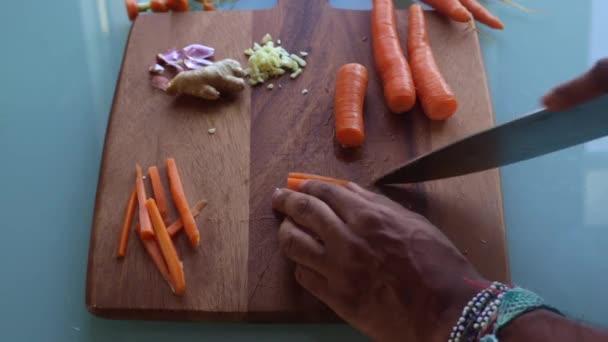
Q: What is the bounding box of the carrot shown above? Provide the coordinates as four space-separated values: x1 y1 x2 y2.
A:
168 200 208 237
116 185 137 258
334 63 368 147
146 199 186 295
287 173 349 191
408 4 459 120
460 0 504 29
203 1 215 11
420 0 472 23
372 0 416 113
139 235 173 288
150 0 169 12
166 158 200 246
125 0 143 21
135 164 154 239
166 0 189 11
148 166 170 224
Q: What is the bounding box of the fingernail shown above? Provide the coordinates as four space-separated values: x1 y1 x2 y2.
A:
272 188 281 200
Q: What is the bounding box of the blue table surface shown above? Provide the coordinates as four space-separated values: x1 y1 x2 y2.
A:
1 0 607 340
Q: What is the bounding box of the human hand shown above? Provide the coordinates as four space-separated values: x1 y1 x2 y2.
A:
542 58 608 112
272 182 486 342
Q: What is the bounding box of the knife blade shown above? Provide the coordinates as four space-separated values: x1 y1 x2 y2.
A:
375 95 608 185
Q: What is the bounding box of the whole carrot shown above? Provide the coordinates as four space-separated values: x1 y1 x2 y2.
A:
135 164 154 238
459 0 504 29
150 0 169 12
166 0 189 11
421 0 472 23
334 64 368 147
372 0 416 113
166 158 200 246
408 4 458 120
116 186 137 258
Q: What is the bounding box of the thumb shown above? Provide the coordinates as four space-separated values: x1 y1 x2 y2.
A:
542 58 608 112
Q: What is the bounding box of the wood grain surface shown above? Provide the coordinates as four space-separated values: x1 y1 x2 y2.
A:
86 0 508 322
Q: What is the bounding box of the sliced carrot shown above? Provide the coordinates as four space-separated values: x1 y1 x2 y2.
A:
116 185 137 258
408 4 458 120
168 200 208 237
334 63 368 147
139 236 174 289
372 0 416 113
151 0 169 12
135 164 154 239
166 158 200 246
166 0 189 11
287 173 349 191
460 0 504 29
421 0 472 23
148 166 170 224
146 199 186 295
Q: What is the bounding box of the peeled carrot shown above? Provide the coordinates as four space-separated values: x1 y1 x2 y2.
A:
146 199 186 295
138 235 173 288
421 0 472 23
135 164 154 239
117 186 137 258
150 0 169 12
460 0 504 29
166 158 200 246
372 0 416 113
148 166 170 224
168 200 208 237
334 64 368 147
408 4 458 120
287 173 349 191
167 0 189 11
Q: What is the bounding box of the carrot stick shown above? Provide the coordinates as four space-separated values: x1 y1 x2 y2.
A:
148 166 170 224
287 173 349 191
166 0 189 11
168 200 208 237
135 164 154 239
150 0 169 12
408 4 459 120
334 63 368 147
139 235 174 288
117 185 137 258
166 158 200 246
372 0 416 113
460 0 504 29
420 0 472 23
146 199 186 295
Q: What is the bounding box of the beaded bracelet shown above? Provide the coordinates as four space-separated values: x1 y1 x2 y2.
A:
448 282 561 342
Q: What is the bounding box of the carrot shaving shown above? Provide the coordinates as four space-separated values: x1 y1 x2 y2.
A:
146 199 186 295
135 164 154 239
148 166 170 224
167 158 200 246
168 200 208 237
117 185 137 258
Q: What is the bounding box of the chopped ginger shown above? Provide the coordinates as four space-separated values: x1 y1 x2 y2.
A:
243 34 308 86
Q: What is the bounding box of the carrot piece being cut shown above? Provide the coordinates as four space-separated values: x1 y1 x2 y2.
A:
146 199 186 295
168 200 208 237
287 173 349 191
135 164 154 239
372 0 416 113
408 4 459 120
166 158 200 246
116 185 137 258
148 166 170 223
334 63 368 147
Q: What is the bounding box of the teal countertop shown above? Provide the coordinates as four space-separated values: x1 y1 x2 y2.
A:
1 0 607 340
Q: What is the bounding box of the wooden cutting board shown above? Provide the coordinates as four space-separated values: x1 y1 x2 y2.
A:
86 0 509 322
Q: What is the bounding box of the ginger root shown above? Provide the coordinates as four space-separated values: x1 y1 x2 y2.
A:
166 59 246 100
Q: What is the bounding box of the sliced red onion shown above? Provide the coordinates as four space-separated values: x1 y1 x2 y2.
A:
149 64 165 74
157 48 185 65
183 58 213 70
183 44 215 62
151 75 170 91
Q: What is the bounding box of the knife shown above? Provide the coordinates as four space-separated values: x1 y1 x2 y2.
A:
375 95 608 185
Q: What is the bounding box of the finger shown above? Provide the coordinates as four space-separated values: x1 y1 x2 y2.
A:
543 58 608 111
278 219 327 274
300 181 369 223
272 188 345 239
295 264 332 304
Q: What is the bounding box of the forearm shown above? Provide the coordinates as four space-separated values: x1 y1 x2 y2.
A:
501 309 608 341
